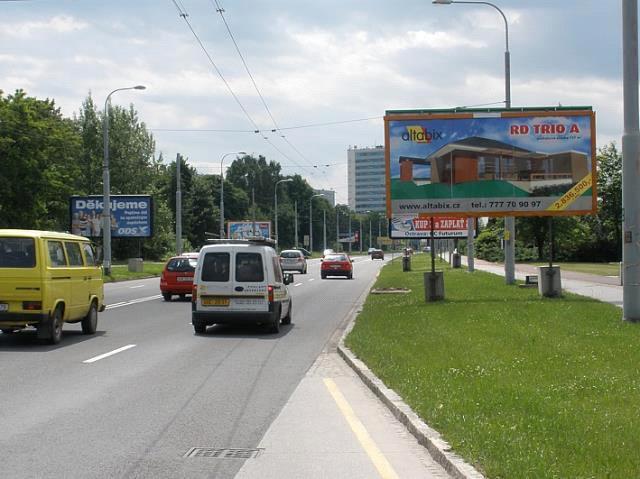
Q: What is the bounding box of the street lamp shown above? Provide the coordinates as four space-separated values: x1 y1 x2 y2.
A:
309 194 323 253
102 84 146 275
274 178 293 247
433 0 515 283
219 151 246 238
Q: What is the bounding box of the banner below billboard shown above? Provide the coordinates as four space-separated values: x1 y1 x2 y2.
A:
69 195 153 238
228 221 271 240
385 107 597 217
390 215 475 239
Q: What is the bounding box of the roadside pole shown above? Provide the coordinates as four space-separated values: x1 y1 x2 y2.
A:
622 0 640 320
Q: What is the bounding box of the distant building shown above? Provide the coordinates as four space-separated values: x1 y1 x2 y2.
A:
314 189 335 207
347 145 386 213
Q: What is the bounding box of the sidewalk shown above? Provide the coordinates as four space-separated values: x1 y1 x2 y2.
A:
456 254 623 308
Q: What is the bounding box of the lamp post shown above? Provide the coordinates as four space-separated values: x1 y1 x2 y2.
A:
323 210 327 251
433 0 514 284
274 178 293 248
102 85 146 275
219 151 246 238
309 194 322 253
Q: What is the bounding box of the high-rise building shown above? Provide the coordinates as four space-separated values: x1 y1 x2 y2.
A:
347 145 386 213
313 189 335 207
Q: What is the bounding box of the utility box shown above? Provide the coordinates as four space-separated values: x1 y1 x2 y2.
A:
402 256 411 272
128 258 144 273
424 272 445 301
538 266 561 297
452 253 461 268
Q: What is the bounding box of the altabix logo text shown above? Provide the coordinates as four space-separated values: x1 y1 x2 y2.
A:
401 126 443 143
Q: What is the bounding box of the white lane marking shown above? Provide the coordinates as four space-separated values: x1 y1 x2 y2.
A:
83 344 137 364
294 283 303 287
105 295 162 310
308 278 315 282
129 285 145 289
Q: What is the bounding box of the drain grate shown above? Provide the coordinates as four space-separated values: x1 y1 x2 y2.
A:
184 447 263 459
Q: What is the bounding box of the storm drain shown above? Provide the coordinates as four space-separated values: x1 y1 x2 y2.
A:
184 447 263 459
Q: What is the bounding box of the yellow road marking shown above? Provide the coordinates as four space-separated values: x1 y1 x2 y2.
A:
324 378 400 479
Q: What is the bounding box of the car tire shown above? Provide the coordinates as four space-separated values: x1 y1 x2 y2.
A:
81 301 98 335
44 305 64 345
348 272 353 279
268 306 281 334
321 272 326 279
193 322 207 334
162 293 172 302
282 300 292 325
303 266 307 274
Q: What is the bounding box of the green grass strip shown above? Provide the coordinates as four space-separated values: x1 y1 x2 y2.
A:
346 259 639 478
104 262 165 283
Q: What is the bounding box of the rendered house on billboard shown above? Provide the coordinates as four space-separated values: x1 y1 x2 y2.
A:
399 136 589 193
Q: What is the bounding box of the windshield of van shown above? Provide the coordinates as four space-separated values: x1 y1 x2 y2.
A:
235 252 264 282
0 238 36 268
201 252 230 282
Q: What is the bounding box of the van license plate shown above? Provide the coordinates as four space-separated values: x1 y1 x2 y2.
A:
0 303 8 312
202 297 229 306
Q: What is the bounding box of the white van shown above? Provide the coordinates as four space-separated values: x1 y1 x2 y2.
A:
191 238 292 334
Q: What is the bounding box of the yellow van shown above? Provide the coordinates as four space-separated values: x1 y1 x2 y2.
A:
0 229 105 344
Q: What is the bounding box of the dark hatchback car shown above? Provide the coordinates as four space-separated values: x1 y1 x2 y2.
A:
370 249 384 260
160 253 199 301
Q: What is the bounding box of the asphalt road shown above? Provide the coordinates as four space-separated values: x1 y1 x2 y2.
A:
0 255 394 479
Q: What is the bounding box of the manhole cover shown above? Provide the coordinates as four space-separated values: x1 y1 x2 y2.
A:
184 447 263 459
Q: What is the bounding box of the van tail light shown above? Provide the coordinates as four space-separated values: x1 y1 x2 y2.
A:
268 285 274 303
192 285 198 302
23 301 42 311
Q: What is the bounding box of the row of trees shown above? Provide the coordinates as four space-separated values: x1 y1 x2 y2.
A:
0 89 384 261
1 89 623 263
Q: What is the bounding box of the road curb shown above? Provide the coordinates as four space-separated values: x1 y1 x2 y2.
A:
337 272 486 479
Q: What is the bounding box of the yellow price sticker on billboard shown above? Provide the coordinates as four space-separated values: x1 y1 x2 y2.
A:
546 174 593 212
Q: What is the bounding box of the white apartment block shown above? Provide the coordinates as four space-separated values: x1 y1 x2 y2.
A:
347 145 386 213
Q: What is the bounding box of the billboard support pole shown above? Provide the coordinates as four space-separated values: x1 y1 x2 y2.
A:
622 0 640 320
294 200 298 247
467 218 475 272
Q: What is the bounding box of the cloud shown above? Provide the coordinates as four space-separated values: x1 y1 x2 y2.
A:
0 15 88 38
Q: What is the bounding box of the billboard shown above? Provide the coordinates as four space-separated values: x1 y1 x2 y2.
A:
390 215 476 239
228 221 271 240
385 108 596 217
70 195 153 238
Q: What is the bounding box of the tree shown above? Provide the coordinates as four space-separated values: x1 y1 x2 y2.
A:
0 89 82 230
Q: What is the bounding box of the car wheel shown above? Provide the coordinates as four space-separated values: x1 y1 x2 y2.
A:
303 266 307 274
193 322 207 334
45 305 64 345
348 272 353 279
81 301 98 335
281 300 292 325
162 293 172 302
321 272 326 279
268 306 281 334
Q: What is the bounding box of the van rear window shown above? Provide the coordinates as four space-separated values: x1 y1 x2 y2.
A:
201 252 230 282
235 253 264 282
0 238 36 268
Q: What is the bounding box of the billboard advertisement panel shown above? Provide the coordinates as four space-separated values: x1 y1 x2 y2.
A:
69 195 153 238
390 215 476 239
385 108 596 217
228 221 271 240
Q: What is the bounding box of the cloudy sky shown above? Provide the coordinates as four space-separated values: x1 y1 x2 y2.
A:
0 0 624 203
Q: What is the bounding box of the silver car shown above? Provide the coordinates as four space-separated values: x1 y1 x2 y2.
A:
280 249 307 274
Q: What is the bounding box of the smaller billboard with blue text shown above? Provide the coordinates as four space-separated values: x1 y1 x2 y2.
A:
228 221 271 240
69 195 153 238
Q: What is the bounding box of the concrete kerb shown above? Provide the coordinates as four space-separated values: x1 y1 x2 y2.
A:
337 263 485 479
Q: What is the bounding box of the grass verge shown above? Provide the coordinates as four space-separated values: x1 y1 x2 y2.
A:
529 262 621 277
104 262 164 283
346 259 639 478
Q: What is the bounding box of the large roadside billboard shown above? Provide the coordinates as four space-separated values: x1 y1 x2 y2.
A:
390 215 476 239
385 107 596 217
228 221 271 240
69 195 153 238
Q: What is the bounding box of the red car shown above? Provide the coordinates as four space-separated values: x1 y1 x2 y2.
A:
320 253 353 279
160 253 199 301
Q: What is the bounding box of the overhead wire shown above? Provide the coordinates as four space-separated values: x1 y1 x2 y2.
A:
210 0 326 179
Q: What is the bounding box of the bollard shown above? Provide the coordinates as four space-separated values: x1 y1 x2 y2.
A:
424 272 445 301
402 256 411 272
538 266 561 297
452 253 461 268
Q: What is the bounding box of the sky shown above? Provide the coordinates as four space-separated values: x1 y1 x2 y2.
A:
0 0 625 204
